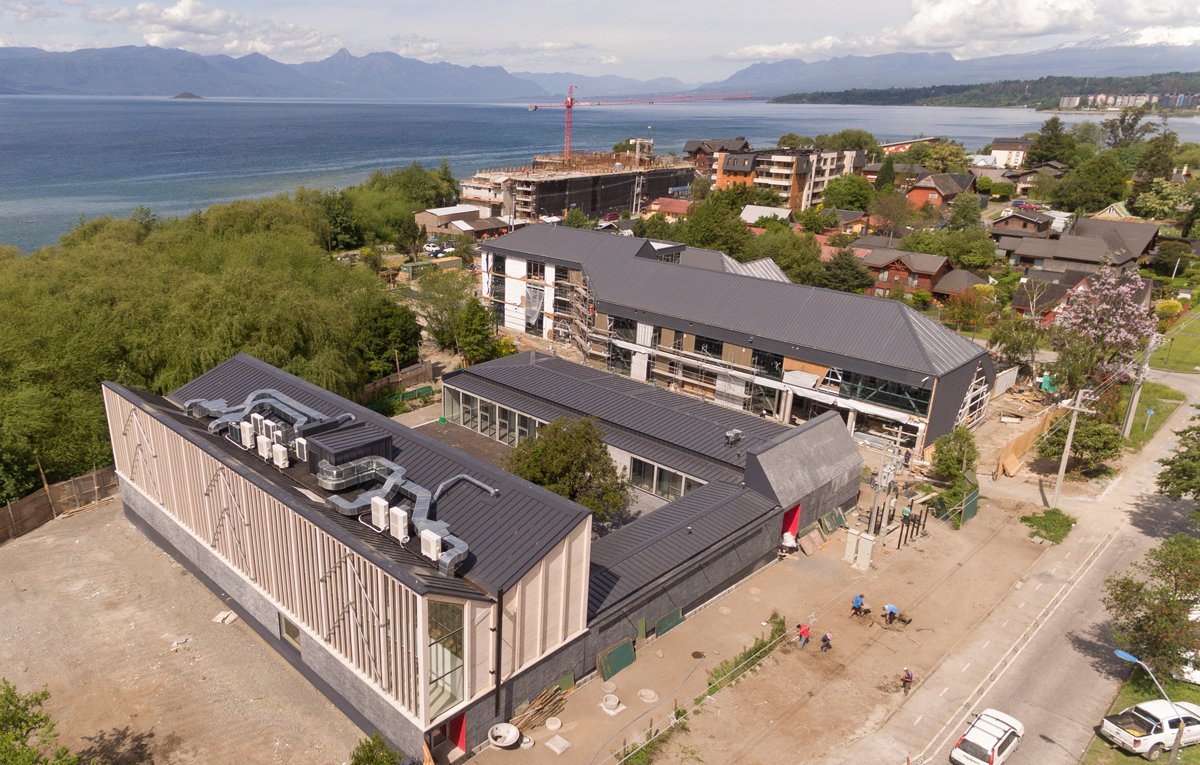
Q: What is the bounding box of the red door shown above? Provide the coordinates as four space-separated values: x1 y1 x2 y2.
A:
447 712 467 752
781 503 801 535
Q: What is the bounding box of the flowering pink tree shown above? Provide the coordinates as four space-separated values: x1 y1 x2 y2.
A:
1050 265 1155 392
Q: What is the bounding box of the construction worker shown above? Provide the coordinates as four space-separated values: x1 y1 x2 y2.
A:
901 667 914 695
820 632 833 653
885 604 900 624
851 593 865 617
796 623 811 649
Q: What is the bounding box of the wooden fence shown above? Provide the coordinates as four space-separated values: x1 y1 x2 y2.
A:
1 466 119 545
992 407 1066 480
361 360 435 402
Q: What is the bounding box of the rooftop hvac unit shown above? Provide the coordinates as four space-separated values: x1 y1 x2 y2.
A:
256 434 272 460
389 506 410 543
239 421 255 449
370 496 390 532
250 413 265 435
272 426 287 446
724 429 743 446
293 437 308 462
420 529 443 561
262 420 278 442
271 443 289 470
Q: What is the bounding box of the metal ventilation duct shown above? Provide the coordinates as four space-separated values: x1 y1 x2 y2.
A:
184 388 330 434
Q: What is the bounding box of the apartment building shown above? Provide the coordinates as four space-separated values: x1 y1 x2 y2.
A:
478 225 992 454
712 148 865 211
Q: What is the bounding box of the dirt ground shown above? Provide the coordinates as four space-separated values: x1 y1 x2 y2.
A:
0 499 363 764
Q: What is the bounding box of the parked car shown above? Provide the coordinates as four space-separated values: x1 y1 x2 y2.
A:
1099 700 1200 760
950 709 1023 765
1012 200 1038 210
422 243 442 253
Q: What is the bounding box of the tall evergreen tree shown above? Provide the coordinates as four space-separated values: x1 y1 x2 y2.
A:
874 156 896 190
818 248 874 293
1026 116 1076 167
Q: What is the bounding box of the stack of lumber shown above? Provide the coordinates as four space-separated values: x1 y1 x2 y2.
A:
510 687 566 730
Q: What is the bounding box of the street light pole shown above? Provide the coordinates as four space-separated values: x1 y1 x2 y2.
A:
1114 650 1187 764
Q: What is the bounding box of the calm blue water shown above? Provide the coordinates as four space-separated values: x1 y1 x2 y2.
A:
3 96 1199 252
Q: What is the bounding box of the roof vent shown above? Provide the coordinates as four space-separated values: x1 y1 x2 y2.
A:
725 429 743 446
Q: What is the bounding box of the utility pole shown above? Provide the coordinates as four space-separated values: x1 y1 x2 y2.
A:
1121 335 1159 439
1052 388 1095 508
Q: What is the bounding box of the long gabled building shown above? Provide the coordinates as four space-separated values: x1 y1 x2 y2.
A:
479 225 992 453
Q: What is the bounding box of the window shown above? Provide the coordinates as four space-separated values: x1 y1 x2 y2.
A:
427 600 465 718
908 274 918 287
610 315 637 343
929 193 939 201
279 613 301 650
879 270 890 282
609 346 633 376
684 478 704 494
518 414 535 442
655 468 683 500
694 335 723 358
479 401 496 438
630 458 655 493
751 349 784 381
997 732 1018 756
492 254 506 274
462 394 478 429
445 388 461 423
497 407 516 446
527 260 545 281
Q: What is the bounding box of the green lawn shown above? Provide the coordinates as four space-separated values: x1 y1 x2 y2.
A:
1152 313 1200 373
1082 669 1200 764
1120 382 1187 452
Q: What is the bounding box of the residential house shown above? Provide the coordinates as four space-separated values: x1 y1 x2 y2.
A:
861 248 952 298
862 162 927 190
834 209 868 234
713 148 866 211
644 197 693 222
996 217 1158 272
879 137 942 155
991 210 1054 239
682 137 751 175
740 204 793 225
932 269 987 300
989 138 1033 169
1003 162 1066 196
906 173 976 208
478 225 993 452
1011 268 1154 322
415 204 492 236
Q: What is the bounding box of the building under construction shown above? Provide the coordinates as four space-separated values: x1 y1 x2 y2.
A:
459 145 694 222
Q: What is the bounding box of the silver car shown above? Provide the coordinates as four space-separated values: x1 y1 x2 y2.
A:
950 708 1024 765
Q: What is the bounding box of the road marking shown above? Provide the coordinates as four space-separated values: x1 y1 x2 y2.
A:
939 687 948 697
982 640 990 649
1018 601 1026 608
910 529 1120 765
961 663 971 673
1064 552 1071 559
914 715 923 726
1000 620 1009 629
1035 582 1044 591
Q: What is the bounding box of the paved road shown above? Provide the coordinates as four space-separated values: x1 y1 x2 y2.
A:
831 369 1198 765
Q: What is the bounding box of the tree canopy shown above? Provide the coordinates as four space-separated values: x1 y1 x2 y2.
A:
1 679 80 765
502 418 633 532
931 427 979 481
821 175 874 211
818 247 873 293
1050 265 1156 387
1025 116 1076 167
1049 151 1128 212
1158 407 1200 502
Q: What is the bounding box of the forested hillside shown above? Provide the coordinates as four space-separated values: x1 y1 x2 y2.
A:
0 163 455 504
770 72 1200 107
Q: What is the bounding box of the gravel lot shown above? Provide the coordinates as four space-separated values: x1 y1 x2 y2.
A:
0 498 364 764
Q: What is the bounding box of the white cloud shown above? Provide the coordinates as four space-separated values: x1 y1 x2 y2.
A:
465 39 622 69
387 33 440 59
2 0 63 21
85 0 341 59
719 0 1200 61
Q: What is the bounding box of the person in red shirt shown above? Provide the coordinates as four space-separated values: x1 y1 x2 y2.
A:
796 623 811 649
900 667 914 694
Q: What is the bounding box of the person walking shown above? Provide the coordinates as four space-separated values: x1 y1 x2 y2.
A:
796 623 811 649
820 632 833 653
851 594 865 617
900 667 914 695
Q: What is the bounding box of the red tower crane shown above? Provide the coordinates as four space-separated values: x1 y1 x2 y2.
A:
528 85 754 161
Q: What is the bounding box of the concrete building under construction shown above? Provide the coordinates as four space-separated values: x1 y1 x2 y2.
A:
459 146 694 222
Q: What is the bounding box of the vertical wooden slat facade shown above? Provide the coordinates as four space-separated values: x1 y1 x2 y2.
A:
103 386 427 725
104 383 594 737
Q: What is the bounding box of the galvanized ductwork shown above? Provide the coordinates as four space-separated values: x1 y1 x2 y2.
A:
185 388 329 434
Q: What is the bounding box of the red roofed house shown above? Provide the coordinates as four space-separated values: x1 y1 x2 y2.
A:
861 248 951 297
907 173 976 209
644 197 694 222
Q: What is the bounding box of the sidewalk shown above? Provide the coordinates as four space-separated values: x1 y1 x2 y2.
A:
476 495 1044 765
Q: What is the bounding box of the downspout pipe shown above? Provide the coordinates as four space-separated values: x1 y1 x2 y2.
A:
493 588 505 717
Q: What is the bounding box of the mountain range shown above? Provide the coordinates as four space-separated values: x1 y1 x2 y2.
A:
2 43 1199 100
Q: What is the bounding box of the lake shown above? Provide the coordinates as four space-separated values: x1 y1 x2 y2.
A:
3 96 1198 252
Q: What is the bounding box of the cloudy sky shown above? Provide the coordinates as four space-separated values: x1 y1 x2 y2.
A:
3 0 1199 81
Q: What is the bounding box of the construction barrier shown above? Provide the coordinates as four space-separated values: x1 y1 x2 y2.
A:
1 466 119 545
991 407 1066 480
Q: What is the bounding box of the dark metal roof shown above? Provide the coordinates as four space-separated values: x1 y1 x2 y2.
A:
743 411 863 510
483 225 988 384
164 354 590 597
932 269 986 296
1013 234 1136 266
587 481 779 618
861 247 949 275
444 353 790 482
1071 218 1158 257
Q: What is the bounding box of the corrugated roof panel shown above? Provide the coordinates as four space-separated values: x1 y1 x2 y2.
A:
164 354 590 596
482 226 986 380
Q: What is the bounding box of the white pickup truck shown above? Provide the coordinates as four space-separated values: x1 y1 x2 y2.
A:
1098 700 1200 760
